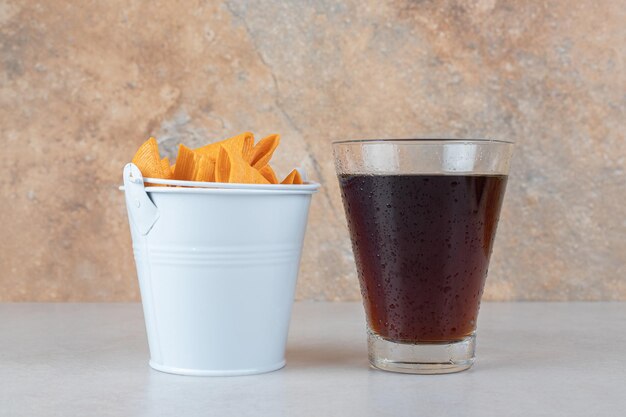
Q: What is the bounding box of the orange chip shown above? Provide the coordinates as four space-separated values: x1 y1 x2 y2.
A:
195 132 254 161
173 144 197 181
194 155 216 182
258 164 279 184
281 169 303 185
248 134 280 169
161 158 172 179
215 145 270 184
132 137 165 180
214 146 230 183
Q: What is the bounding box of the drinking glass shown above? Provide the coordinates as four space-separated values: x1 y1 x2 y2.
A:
333 139 513 374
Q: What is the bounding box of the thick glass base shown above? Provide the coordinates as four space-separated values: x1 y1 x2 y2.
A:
368 330 476 374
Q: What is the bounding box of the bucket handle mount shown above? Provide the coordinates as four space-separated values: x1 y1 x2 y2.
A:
123 163 160 235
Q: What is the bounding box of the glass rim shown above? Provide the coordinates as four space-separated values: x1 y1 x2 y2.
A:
332 138 514 146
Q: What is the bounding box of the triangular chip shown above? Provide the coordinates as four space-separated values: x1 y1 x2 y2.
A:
214 146 231 183
215 145 270 184
194 155 216 182
258 164 279 184
281 169 303 185
248 134 280 169
160 158 172 179
195 132 254 161
173 144 197 181
132 137 165 180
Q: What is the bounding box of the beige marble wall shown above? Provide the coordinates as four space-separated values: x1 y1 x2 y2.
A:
0 0 624 301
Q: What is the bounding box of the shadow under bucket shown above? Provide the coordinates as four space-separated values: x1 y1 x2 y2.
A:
122 163 319 376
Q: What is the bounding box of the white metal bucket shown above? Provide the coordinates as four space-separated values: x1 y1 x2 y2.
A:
122 163 319 376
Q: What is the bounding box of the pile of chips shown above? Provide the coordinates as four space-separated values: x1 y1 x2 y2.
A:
131 132 303 185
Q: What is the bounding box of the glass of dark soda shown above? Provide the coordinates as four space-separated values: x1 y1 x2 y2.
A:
333 139 513 374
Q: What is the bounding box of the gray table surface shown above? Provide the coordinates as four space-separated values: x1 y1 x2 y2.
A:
0 302 624 416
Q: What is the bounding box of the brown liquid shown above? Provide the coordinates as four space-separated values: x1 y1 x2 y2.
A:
338 174 507 342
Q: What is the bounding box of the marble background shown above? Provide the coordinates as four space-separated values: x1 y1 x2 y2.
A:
0 0 624 301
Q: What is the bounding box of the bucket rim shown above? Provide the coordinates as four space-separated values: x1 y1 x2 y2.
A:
142 185 318 195
119 177 320 195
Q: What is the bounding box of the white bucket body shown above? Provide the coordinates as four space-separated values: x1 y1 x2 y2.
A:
122 163 318 376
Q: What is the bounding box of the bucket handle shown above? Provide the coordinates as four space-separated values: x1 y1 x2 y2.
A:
123 163 160 235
